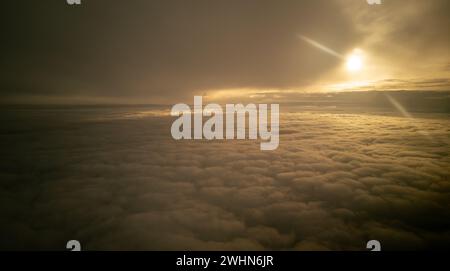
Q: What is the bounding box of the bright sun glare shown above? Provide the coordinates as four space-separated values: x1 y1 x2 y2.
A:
346 50 365 73
346 54 363 72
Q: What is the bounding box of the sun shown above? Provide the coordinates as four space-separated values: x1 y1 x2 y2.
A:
346 52 363 72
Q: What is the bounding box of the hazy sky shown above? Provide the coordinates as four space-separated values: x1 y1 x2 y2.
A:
1 0 449 104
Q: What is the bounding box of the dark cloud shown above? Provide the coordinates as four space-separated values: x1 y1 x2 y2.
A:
0 0 361 103
1 1 449 103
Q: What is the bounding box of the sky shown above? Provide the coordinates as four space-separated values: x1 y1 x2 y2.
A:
1 0 449 104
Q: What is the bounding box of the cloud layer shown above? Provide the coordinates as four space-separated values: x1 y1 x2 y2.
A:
0 103 449 250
